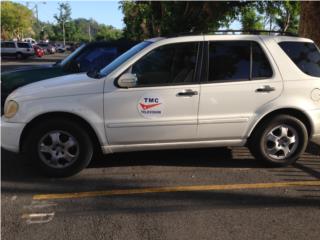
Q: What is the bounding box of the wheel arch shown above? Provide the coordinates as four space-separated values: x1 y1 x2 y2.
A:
20 111 103 155
248 108 313 139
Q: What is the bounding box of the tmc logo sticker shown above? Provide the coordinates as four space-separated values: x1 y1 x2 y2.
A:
138 96 164 118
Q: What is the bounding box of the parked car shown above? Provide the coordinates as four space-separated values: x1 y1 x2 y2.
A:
37 43 56 54
3 33 319 177
1 41 35 59
22 38 37 45
33 45 45 57
55 43 66 53
1 40 138 109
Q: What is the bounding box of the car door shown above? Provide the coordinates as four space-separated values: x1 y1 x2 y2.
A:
104 41 202 145
197 37 283 141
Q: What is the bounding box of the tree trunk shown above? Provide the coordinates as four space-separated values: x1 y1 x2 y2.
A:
299 1 320 46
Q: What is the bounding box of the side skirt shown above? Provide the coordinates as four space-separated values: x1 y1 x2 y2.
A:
101 139 247 154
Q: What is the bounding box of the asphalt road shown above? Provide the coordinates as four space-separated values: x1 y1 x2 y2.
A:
1 56 320 240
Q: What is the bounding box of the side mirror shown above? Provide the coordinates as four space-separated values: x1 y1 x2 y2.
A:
117 73 138 88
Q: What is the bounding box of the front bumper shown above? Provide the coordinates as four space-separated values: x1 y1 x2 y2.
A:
1 118 25 153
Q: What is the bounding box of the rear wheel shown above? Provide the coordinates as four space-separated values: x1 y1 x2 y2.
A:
249 115 308 166
16 52 23 59
24 119 93 177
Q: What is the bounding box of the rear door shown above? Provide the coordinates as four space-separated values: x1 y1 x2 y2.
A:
198 36 283 140
104 41 202 144
1 42 16 56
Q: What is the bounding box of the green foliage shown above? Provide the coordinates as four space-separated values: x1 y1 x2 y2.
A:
120 1 246 40
54 2 72 28
96 25 123 41
1 1 35 40
240 6 264 31
256 0 300 33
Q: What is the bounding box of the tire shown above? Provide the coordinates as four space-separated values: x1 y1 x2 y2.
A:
249 114 308 167
23 119 93 177
16 52 23 60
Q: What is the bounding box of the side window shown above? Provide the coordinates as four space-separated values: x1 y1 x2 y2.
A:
209 42 250 82
252 42 273 79
279 41 320 77
2 42 15 48
75 47 118 72
132 42 198 86
17 43 31 48
208 41 273 82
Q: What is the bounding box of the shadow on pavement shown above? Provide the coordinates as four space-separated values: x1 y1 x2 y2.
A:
1 147 260 182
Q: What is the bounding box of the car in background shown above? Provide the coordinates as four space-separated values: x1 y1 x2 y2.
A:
55 43 66 53
1 41 35 59
22 38 37 45
37 43 56 54
1 39 138 109
33 45 45 57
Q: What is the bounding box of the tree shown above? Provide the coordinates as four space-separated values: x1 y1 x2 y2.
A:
120 1 246 40
95 25 123 41
256 1 299 33
240 6 264 32
54 2 71 45
299 1 320 46
1 1 34 40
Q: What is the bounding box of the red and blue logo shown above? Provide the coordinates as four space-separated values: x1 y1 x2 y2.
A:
138 97 164 118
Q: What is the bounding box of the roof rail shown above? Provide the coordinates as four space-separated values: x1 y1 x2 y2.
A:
165 29 298 38
209 30 298 36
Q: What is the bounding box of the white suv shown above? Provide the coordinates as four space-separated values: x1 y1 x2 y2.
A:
2 34 320 177
1 41 35 59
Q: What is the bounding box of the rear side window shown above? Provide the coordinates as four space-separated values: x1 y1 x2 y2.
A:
2 42 15 48
17 42 31 48
279 41 320 77
208 41 272 82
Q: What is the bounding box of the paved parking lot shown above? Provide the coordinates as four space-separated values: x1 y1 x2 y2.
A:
1 56 320 240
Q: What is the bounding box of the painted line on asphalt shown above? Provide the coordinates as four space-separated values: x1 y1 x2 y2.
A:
33 180 320 200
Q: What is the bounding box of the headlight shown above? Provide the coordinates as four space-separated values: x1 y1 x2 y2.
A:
4 100 19 118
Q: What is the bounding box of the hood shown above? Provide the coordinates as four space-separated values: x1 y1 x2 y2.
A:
1 64 65 95
8 73 104 102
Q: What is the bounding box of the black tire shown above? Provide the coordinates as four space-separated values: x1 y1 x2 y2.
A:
16 52 23 60
249 114 308 167
23 119 93 177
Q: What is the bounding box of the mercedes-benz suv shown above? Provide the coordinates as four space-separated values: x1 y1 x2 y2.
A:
2 33 320 177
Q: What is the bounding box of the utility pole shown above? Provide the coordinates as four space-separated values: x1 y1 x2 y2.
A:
63 21 66 46
88 23 92 42
26 2 46 39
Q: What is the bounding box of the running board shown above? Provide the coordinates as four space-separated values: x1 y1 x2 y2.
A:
101 139 246 154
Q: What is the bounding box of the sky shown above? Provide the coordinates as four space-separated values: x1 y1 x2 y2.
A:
13 0 124 29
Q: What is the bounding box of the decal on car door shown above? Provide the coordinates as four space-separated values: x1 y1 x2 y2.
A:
137 96 164 118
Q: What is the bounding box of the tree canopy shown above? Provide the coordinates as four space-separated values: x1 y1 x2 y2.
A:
1 1 318 46
1 1 34 40
120 1 301 40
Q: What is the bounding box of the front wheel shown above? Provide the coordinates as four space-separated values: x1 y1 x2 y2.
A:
24 119 93 177
249 115 308 166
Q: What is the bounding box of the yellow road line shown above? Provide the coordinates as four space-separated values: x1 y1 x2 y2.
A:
33 180 320 200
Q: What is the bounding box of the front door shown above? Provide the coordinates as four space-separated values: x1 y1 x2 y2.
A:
104 41 201 145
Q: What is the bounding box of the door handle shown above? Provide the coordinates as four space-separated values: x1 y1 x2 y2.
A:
177 89 198 97
256 85 276 93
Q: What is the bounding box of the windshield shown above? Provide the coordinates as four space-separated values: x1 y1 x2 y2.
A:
59 43 86 66
99 41 152 77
